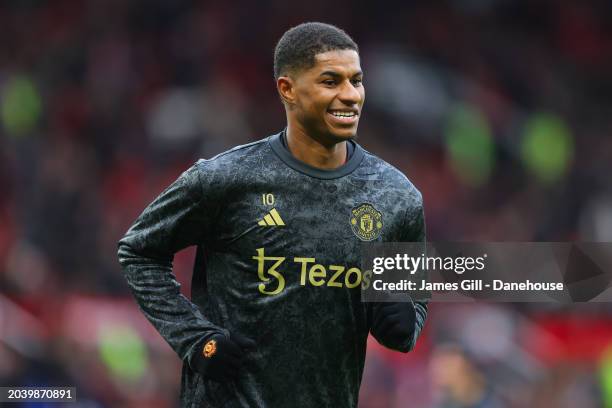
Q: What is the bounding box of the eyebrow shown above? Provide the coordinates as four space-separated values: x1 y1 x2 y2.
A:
319 70 363 78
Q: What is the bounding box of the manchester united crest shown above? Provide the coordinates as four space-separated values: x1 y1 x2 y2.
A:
350 203 383 241
203 339 217 358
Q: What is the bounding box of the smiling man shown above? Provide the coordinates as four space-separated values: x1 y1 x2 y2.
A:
118 22 427 407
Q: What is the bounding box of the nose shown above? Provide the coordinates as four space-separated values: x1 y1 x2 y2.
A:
338 80 362 105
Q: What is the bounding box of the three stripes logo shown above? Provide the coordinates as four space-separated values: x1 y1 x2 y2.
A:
258 208 285 227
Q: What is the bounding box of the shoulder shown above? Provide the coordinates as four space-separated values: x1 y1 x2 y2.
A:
359 148 423 206
199 137 270 166
191 135 274 178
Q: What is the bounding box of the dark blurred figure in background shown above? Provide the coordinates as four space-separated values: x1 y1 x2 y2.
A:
430 344 503 408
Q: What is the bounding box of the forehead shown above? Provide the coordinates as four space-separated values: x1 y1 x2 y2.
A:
309 49 362 76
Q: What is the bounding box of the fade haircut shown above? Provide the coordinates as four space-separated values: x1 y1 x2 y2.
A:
274 22 358 80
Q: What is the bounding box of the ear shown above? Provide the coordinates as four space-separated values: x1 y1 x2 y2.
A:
277 76 296 105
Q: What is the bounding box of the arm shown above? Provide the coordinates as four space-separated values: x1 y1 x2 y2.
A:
370 197 428 353
117 160 226 365
402 200 428 351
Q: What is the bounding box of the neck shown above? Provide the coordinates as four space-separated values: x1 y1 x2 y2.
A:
285 123 347 170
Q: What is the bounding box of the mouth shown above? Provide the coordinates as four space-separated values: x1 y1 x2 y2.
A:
326 109 359 125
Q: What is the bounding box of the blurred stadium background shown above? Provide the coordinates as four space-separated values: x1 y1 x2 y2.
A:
1 1 612 407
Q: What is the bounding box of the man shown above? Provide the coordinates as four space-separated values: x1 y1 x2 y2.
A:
118 22 427 407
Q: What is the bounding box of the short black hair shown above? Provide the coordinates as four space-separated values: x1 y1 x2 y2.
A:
274 22 358 80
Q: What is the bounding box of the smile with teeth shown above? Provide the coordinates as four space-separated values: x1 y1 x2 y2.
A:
329 111 357 118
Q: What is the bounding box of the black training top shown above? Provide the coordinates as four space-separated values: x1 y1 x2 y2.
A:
117 130 427 408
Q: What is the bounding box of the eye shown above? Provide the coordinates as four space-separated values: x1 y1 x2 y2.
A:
351 78 363 86
322 79 336 86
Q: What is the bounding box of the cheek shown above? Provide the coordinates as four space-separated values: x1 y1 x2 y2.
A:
300 92 330 116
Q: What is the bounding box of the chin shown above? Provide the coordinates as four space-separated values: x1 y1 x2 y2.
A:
330 128 358 141
308 121 359 144
325 122 359 139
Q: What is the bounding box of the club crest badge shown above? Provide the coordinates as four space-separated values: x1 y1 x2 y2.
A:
203 339 217 358
350 203 383 241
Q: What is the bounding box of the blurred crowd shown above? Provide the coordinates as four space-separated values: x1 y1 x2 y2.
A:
1 0 612 407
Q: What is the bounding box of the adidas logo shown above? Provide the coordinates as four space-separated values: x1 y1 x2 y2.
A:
258 208 285 227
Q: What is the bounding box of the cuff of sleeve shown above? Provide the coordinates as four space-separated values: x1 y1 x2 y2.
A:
187 329 228 373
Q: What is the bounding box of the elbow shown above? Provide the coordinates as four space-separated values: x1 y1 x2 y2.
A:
396 341 414 354
117 238 129 265
372 331 415 354
117 236 139 267
390 336 415 353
